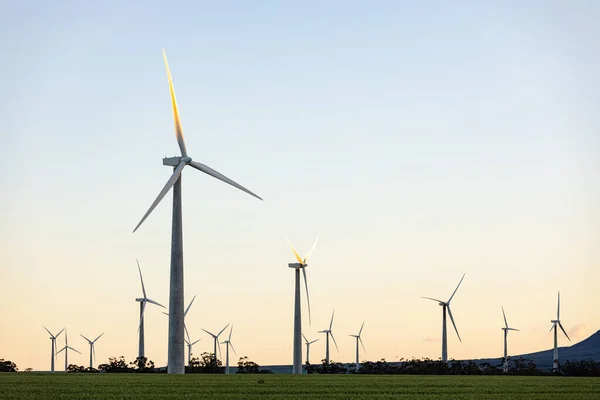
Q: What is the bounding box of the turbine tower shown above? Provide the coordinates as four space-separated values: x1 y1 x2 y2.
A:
163 294 197 350
550 291 570 372
202 323 230 363
133 49 262 374
349 321 365 372
302 334 319 366
80 333 104 370
43 327 64 373
221 325 238 375
501 306 519 373
135 260 165 358
56 330 81 372
318 310 339 364
286 237 318 375
422 273 465 361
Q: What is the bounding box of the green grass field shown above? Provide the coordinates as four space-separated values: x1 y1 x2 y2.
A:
1 373 599 399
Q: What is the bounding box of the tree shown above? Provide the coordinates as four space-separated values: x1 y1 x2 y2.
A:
67 364 85 373
130 356 156 373
98 356 131 373
186 353 224 374
0 359 17 372
236 356 260 374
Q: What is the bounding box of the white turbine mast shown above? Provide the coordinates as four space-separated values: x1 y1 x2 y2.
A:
56 330 81 372
135 260 165 360
302 334 319 365
80 332 105 370
318 309 339 365
43 326 65 373
202 323 231 363
349 321 366 372
550 291 571 372
133 49 262 374
220 325 238 375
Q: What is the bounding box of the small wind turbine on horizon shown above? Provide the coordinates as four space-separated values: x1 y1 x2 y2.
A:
133 49 262 374
318 310 339 365
550 291 571 372
202 323 230 362
43 327 64 373
80 333 104 370
135 260 165 359
501 306 519 373
221 325 238 375
184 335 201 366
163 294 197 350
286 237 318 375
422 273 465 362
56 330 81 372
302 334 319 366
349 321 366 372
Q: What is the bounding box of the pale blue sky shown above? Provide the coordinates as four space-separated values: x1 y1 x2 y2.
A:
1 1 598 370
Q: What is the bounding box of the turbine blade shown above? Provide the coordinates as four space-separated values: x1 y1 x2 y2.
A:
508 328 520 331
56 327 65 338
303 236 320 264
44 327 53 337
558 322 571 341
80 334 91 343
162 49 187 157
230 342 238 357
358 321 365 336
185 338 190 346
94 333 104 343
188 160 262 201
192 339 201 346
217 340 222 358
447 306 462 343
133 161 186 233
302 333 308 344
56 347 66 355
502 306 508 329
184 295 197 317
228 325 233 341
185 324 190 343
310 339 319 344
557 291 560 320
549 322 557 333
285 237 304 264
447 273 466 303
146 298 166 308
302 267 312 326
136 259 147 298
329 310 335 331
330 332 339 352
69 347 82 355
217 323 231 338
359 337 366 353
421 296 444 303
202 328 216 338
93 344 96 363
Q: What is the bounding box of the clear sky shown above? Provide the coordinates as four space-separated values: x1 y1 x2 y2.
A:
1 1 598 371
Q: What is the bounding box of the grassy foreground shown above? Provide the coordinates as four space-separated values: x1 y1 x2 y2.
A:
1 373 599 399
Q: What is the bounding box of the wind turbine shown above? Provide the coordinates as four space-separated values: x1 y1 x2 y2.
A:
184 335 201 366
220 325 238 375
135 260 165 359
500 307 519 373
318 310 339 364
550 291 570 372
302 334 319 365
349 321 366 372
422 273 465 361
133 49 262 374
43 327 64 373
202 323 230 362
286 237 318 375
80 333 104 370
56 330 81 372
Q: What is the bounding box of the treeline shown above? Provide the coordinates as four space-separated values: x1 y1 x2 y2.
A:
306 358 600 377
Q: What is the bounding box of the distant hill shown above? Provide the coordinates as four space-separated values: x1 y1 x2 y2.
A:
472 330 600 370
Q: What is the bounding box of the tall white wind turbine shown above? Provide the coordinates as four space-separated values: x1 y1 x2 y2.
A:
135 260 165 359
184 336 201 366
202 323 230 362
56 330 81 372
133 49 262 374
501 306 519 373
43 327 64 373
286 237 318 375
550 291 570 372
349 321 366 372
302 334 319 366
318 310 339 364
220 325 238 375
80 333 104 370
422 273 465 361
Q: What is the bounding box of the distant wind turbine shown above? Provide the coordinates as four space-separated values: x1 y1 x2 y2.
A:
56 330 81 372
80 333 104 370
302 334 319 366
135 260 165 359
184 336 201 366
550 291 570 372
132 49 262 374
202 324 230 362
318 310 339 364
501 307 519 373
220 325 238 375
43 327 64 373
422 273 465 361
163 294 197 350
349 321 366 372
286 237 318 375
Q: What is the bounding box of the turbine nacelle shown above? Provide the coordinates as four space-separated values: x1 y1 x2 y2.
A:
288 263 305 269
